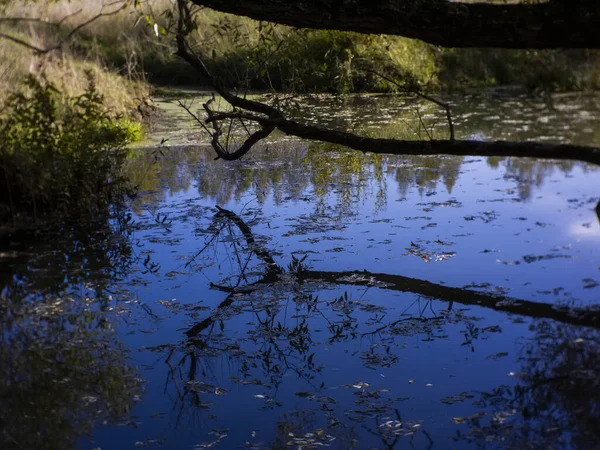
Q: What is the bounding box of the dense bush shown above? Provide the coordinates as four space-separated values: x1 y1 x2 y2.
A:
0 74 139 224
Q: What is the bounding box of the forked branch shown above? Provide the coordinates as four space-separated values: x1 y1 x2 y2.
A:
174 0 600 166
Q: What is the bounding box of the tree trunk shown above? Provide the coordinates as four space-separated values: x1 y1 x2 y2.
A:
190 0 600 49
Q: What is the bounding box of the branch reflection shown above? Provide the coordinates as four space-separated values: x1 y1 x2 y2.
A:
148 205 600 448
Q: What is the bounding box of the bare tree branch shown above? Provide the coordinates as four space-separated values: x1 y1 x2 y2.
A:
0 9 83 26
194 104 600 165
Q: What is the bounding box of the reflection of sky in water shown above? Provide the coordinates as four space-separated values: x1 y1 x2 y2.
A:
81 127 600 449
1 92 593 449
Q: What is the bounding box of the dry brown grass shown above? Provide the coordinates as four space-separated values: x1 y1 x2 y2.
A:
0 0 157 112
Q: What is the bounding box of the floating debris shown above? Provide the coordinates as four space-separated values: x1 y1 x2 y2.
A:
440 392 474 405
451 412 486 424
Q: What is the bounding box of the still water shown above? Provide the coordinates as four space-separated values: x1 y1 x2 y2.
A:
2 92 600 449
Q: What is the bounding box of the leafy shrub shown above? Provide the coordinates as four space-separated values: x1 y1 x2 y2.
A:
200 22 438 93
0 74 138 224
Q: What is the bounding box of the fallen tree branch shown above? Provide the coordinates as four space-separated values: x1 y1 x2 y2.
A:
264 117 600 165
198 106 600 165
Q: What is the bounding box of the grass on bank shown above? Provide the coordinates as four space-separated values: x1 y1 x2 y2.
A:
0 0 150 109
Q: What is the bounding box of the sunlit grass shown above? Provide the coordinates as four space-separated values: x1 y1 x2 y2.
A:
0 0 153 110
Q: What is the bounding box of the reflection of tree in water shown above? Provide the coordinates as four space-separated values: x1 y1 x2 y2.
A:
459 320 600 449
1 219 134 298
129 137 589 222
391 154 464 197
160 283 449 448
303 143 388 215
1 218 141 449
127 146 202 214
487 156 577 201
135 142 389 216
197 143 311 206
0 294 140 450
150 206 600 449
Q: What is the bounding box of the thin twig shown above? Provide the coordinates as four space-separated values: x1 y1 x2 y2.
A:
368 70 455 140
415 106 433 141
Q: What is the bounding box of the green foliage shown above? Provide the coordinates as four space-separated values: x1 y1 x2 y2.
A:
19 2 595 94
79 4 598 93
0 74 139 224
194 17 438 93
68 4 437 93
116 116 144 143
439 48 600 92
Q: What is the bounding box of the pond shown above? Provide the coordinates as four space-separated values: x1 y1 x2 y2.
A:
2 91 600 450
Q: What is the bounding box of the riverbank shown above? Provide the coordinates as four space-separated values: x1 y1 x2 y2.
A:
1 0 599 228
2 1 599 103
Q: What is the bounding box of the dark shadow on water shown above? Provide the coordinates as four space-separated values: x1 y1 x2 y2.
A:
0 217 142 450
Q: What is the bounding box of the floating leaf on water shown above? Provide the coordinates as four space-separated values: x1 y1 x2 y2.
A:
522 254 571 264
184 381 227 395
435 252 456 261
378 420 423 438
451 412 485 424
195 431 227 448
492 409 517 424
507 371 526 378
496 259 520 265
440 392 474 405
